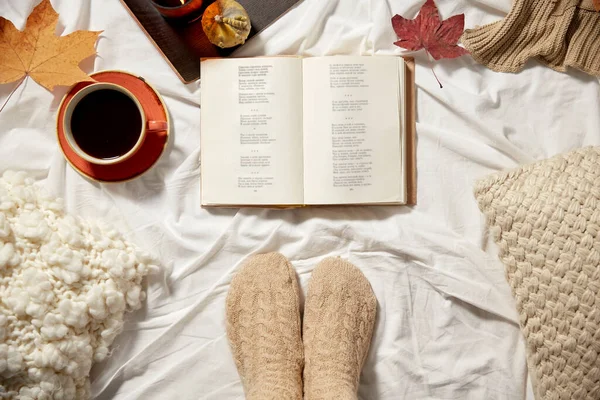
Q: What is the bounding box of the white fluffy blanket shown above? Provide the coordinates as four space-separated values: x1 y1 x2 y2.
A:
0 171 155 399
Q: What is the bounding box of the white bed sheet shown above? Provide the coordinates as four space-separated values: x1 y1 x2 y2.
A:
1 0 599 398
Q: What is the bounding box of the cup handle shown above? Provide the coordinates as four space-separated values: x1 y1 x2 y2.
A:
147 120 168 132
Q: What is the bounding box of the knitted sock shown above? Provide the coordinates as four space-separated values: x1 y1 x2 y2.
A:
303 257 377 400
226 253 304 400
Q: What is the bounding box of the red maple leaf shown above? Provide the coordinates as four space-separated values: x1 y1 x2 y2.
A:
392 0 468 60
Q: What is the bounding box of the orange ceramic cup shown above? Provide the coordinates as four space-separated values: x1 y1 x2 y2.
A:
151 0 204 21
62 82 168 166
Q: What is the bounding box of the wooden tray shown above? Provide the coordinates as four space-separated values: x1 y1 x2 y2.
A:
120 0 302 83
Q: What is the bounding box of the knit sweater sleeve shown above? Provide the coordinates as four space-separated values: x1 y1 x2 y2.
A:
461 0 600 77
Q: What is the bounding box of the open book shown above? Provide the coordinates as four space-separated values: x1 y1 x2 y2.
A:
200 56 416 207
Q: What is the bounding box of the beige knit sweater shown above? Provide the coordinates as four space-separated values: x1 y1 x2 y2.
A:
461 0 600 76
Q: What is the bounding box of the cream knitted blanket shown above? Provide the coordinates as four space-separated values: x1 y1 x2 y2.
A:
475 147 600 400
0 171 156 399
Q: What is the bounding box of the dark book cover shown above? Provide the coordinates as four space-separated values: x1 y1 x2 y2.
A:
120 0 302 83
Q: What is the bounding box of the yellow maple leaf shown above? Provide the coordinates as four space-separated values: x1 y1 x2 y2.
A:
0 0 102 91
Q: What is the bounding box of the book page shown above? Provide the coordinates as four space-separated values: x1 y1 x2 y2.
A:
201 57 304 205
302 56 405 205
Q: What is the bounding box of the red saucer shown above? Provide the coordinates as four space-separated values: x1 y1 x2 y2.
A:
56 70 170 183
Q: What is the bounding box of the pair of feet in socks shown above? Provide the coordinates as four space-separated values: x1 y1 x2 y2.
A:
226 253 377 400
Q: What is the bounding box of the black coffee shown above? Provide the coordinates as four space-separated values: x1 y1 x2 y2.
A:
153 0 189 6
71 89 142 160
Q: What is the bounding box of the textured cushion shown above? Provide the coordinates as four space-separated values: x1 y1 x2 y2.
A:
474 147 600 400
0 171 157 399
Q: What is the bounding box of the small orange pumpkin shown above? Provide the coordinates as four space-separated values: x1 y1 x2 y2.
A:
201 0 251 48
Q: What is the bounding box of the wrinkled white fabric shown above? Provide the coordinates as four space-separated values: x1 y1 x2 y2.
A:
0 0 599 399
